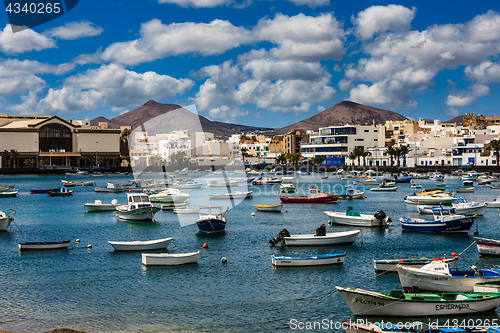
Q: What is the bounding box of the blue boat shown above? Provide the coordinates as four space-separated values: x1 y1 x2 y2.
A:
195 206 227 233
30 187 60 194
272 253 346 267
392 176 413 183
400 207 475 233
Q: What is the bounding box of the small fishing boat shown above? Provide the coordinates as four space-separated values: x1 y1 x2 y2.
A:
435 182 446 187
196 206 227 233
94 182 124 193
404 190 453 205
392 176 413 183
160 202 188 210
116 193 161 221
65 170 87 176
149 188 190 203
175 181 203 189
280 180 295 193
400 207 476 233
369 186 398 192
0 209 15 231
475 237 500 256
487 183 500 189
207 180 240 187
410 184 422 189
62 180 95 187
254 203 283 212
269 227 360 246
247 169 263 176
84 199 120 212
324 208 391 227
417 199 486 216
0 191 18 197
339 185 365 199
429 171 444 181
463 180 474 186
485 196 500 208
271 253 346 267
397 260 500 292
373 256 457 272
19 240 70 251
31 187 61 194
208 191 252 200
252 176 282 185
108 237 173 251
462 171 481 181
174 208 200 214
336 286 500 316
47 188 73 196
142 251 200 266
280 187 339 204
352 177 385 186
454 187 474 193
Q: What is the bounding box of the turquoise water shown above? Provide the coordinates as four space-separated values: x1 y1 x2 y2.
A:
0 173 499 332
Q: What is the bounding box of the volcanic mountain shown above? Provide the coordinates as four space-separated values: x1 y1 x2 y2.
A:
101 100 274 136
276 101 407 134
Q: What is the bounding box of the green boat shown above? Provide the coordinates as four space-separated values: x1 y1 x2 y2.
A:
0 191 18 198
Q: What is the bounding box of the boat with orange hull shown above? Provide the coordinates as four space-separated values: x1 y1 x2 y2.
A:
280 187 339 203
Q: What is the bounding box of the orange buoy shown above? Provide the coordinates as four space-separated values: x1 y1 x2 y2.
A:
203 243 208 249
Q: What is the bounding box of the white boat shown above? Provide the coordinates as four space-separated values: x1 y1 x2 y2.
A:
454 187 474 193
174 208 200 214
252 176 282 185
149 188 190 204
62 180 95 187
429 171 444 181
279 181 295 193
142 251 200 266
462 171 481 181
254 203 283 212
116 193 161 221
410 184 422 189
0 209 15 231
475 237 500 256
19 240 70 251
207 180 240 187
417 197 485 216
336 286 500 316
247 169 263 175
208 191 252 199
373 256 457 272
196 206 227 233
108 237 173 251
353 178 385 185
270 229 360 246
160 202 188 210
397 260 500 292
175 181 203 189
369 186 398 192
85 199 120 212
271 253 346 267
65 170 87 176
485 196 500 208
404 190 453 204
324 208 391 227
95 182 124 193
339 185 365 199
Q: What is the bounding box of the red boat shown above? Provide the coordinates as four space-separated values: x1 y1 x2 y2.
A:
280 187 339 203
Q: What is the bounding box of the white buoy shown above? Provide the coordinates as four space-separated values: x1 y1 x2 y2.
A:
76 239 80 243
221 257 227 263
251 212 255 216
87 244 92 249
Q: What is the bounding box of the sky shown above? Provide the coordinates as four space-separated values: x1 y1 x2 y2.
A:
1 0 500 129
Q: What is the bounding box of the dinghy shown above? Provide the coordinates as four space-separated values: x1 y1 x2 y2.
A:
19 240 70 251
324 208 391 227
254 203 283 212
269 226 360 246
108 237 173 251
142 251 200 266
0 209 15 231
271 253 346 267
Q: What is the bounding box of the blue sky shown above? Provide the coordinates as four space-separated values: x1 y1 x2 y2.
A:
1 0 500 129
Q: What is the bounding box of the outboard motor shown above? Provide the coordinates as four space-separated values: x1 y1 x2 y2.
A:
316 224 326 236
269 228 291 246
374 210 387 221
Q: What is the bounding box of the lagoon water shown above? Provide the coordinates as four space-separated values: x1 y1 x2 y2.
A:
1 172 500 332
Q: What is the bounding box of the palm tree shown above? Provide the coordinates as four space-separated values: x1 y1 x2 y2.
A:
289 152 301 165
360 150 371 166
386 146 398 166
40 158 49 167
23 159 34 167
348 150 357 166
150 154 162 166
276 154 286 165
10 149 20 169
489 140 500 166
241 147 249 165
353 147 365 166
1 150 10 168
170 151 188 165
88 156 95 167
398 145 412 167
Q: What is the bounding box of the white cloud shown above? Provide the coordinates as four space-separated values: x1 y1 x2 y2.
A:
287 0 329 7
353 5 416 39
208 105 249 121
158 0 327 8
465 61 500 84
445 84 490 108
0 24 56 54
444 107 460 117
39 64 194 113
242 59 325 81
47 21 103 40
102 19 252 65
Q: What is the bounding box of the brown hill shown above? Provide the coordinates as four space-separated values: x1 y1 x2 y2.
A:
103 100 274 136
277 101 407 134
89 116 110 127
444 115 464 125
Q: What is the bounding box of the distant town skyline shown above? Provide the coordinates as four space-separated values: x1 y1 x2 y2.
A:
1 0 500 128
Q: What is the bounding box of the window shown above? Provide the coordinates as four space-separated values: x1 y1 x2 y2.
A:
39 123 72 152
355 138 364 141
364 130 369 132
374 130 378 132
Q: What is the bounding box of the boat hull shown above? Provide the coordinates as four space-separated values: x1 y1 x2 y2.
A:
282 230 360 246
400 216 475 233
142 251 200 266
417 205 485 216
272 253 346 267
280 194 339 203
31 188 60 194
19 240 70 251
116 207 161 221
476 238 500 256
109 238 173 251
373 258 457 272
0 191 18 197
0 216 13 231
369 187 398 192
85 203 119 212
196 218 226 233
254 204 283 212
209 191 252 199
336 287 500 316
